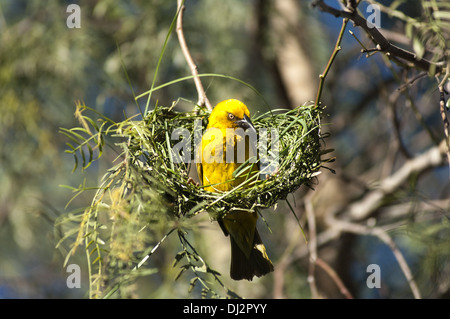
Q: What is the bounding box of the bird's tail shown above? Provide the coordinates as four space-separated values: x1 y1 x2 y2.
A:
229 228 274 281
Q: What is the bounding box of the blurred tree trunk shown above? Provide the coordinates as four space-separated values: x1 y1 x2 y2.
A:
252 0 317 108
269 0 317 106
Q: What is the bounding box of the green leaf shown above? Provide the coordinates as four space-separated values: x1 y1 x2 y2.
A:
92 256 102 265
405 23 413 39
188 277 199 293
172 251 186 268
413 37 425 59
174 264 189 281
433 11 450 20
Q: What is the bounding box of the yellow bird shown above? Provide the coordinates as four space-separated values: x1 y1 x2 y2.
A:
196 99 274 281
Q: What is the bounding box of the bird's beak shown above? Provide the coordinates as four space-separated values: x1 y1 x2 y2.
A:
236 114 256 133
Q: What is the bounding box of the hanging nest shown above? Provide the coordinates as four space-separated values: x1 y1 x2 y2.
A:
121 102 332 222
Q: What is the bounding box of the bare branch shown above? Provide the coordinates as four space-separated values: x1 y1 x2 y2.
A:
347 140 447 221
324 213 422 299
311 0 444 74
306 192 354 299
396 72 428 91
282 140 448 288
176 0 212 111
315 18 349 107
315 257 354 299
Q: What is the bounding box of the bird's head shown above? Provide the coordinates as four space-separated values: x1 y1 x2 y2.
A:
207 99 255 132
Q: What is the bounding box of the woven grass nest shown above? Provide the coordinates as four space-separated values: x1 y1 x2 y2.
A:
124 103 330 221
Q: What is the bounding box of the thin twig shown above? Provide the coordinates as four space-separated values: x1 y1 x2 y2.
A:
324 214 422 299
315 257 354 299
387 88 413 159
315 18 349 108
176 0 213 111
102 227 176 299
311 0 444 74
284 140 448 266
396 72 428 91
307 192 354 299
347 139 447 221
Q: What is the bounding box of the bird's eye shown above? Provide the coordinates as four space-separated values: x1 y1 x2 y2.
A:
228 113 235 120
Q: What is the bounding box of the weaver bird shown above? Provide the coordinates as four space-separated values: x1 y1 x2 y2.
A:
196 99 274 281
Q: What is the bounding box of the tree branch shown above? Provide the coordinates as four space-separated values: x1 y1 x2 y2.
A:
324 213 422 299
311 0 444 74
315 257 354 299
280 140 448 294
315 18 349 107
176 0 213 111
347 139 447 221
306 192 354 299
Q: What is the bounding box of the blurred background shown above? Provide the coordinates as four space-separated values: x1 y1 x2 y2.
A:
0 0 449 298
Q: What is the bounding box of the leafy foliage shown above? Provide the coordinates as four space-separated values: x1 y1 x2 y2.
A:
366 0 449 75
